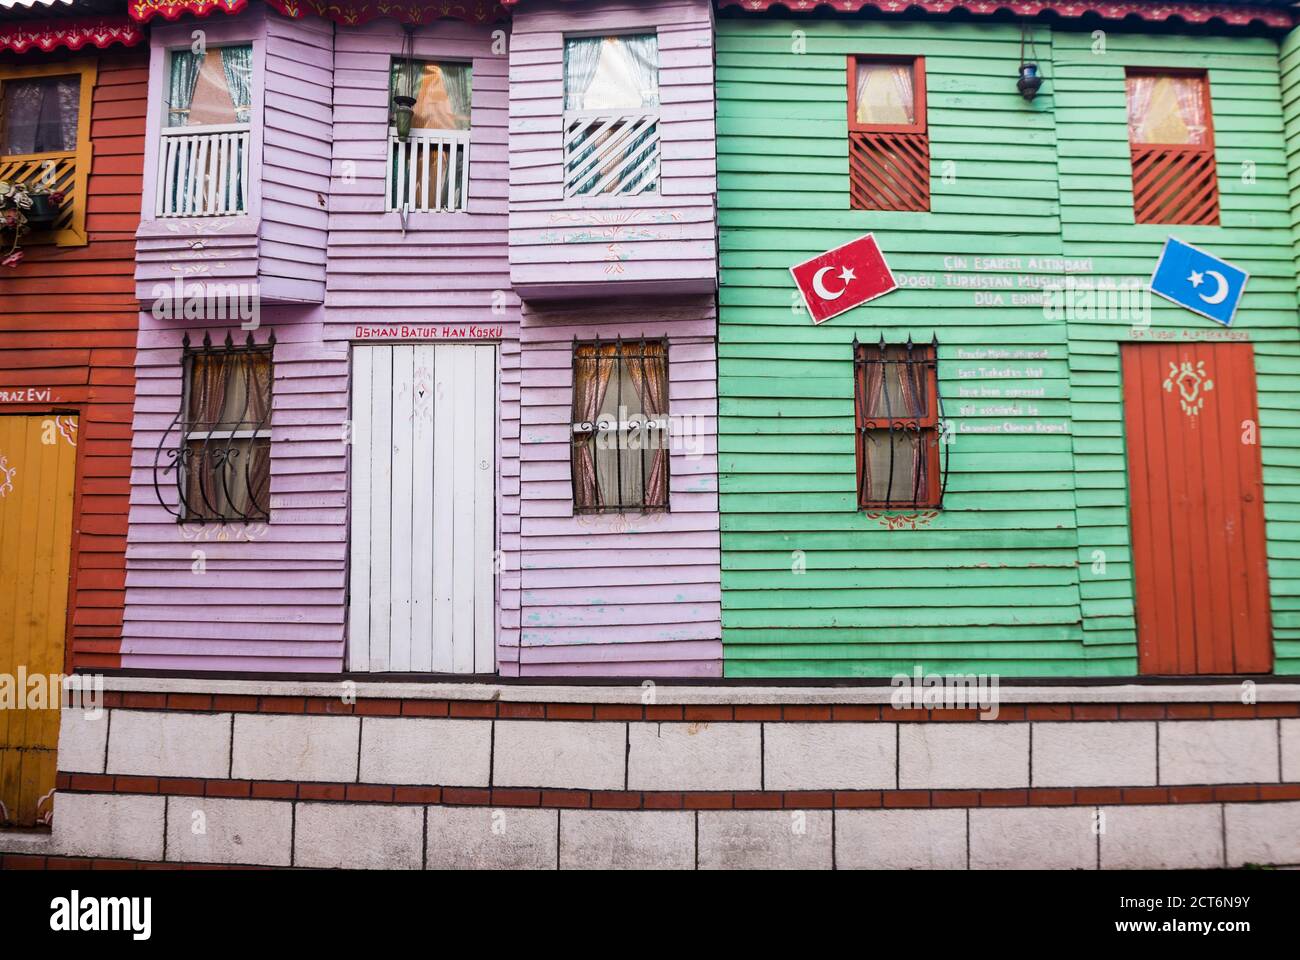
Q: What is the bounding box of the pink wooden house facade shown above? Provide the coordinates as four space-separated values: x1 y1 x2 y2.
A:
120 0 721 677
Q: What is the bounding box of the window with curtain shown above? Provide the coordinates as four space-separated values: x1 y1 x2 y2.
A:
1 75 80 155
848 57 929 212
180 342 273 522
562 34 660 196
1126 70 1218 225
390 60 472 131
571 338 669 513
854 340 942 509
157 44 253 217
386 60 472 213
167 45 253 127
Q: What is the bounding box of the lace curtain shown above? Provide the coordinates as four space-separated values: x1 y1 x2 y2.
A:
855 61 915 126
1127 74 1208 145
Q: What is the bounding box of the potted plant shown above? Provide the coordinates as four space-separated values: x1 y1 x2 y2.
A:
25 185 65 227
0 181 65 268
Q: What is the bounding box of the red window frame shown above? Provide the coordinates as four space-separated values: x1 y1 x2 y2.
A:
1126 68 1219 226
853 340 942 510
847 56 929 212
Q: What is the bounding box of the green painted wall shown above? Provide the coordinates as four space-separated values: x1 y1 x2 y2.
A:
716 15 1300 677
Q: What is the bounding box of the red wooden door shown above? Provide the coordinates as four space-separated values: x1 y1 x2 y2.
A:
1121 343 1272 674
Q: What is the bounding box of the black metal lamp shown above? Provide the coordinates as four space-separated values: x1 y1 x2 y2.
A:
392 25 418 141
1017 21 1043 102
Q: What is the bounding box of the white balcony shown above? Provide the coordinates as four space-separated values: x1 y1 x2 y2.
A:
386 128 470 214
562 110 660 198
155 124 251 218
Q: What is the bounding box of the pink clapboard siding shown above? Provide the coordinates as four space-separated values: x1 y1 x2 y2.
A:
507 0 718 298
514 295 722 677
134 5 332 304
122 306 350 672
323 20 525 673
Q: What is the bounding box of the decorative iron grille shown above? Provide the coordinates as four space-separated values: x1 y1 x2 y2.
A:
571 336 670 514
154 330 274 523
853 335 948 510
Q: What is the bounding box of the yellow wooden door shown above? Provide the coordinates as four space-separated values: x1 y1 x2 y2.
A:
0 414 77 828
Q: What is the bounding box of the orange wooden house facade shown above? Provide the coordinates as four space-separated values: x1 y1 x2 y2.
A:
0 2 146 826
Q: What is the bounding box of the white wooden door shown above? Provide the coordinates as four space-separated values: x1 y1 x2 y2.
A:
349 343 497 673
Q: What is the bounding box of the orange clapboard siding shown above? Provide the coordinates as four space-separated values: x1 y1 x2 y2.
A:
1121 343 1272 675
0 48 146 671
0 415 77 827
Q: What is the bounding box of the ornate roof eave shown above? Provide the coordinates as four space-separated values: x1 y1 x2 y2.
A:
127 0 507 24
715 0 1296 29
0 14 143 52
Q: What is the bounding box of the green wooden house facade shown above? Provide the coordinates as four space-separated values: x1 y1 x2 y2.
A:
716 1 1300 678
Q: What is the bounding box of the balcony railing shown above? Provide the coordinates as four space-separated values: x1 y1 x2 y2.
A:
386 127 470 213
155 124 250 218
0 151 84 242
563 110 660 198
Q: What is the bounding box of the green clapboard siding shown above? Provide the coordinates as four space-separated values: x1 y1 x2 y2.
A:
716 15 1300 677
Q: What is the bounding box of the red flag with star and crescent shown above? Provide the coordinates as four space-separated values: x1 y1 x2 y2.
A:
790 233 898 324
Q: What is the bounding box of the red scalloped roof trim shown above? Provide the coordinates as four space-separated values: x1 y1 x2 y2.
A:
716 0 1295 28
128 0 505 23
128 0 246 22
0 15 144 53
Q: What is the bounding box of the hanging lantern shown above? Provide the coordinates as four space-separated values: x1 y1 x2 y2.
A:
392 25 418 141
1017 21 1043 102
1017 62 1043 101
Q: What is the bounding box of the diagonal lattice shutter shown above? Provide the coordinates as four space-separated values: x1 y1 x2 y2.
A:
1130 145 1219 225
849 130 930 212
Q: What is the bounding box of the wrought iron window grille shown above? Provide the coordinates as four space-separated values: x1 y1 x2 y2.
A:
154 330 275 524
571 335 670 515
853 334 948 510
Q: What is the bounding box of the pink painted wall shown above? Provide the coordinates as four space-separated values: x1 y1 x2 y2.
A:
123 304 349 671
507 0 718 299
121 3 720 676
323 18 524 673
515 295 722 677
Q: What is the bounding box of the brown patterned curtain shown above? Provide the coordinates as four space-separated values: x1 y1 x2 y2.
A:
626 340 668 508
572 342 618 510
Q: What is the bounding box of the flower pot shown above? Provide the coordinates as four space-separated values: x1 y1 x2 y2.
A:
24 194 57 227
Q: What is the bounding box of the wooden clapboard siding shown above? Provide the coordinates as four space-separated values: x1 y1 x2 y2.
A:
507 0 718 298
515 295 722 677
325 20 522 673
717 14 1300 678
122 306 348 671
1055 28 1300 677
134 6 331 304
716 18 1081 678
0 47 147 671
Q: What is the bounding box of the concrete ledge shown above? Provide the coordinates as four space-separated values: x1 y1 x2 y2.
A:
88 675 1300 705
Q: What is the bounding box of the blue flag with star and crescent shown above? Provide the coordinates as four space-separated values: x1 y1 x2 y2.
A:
1148 237 1249 327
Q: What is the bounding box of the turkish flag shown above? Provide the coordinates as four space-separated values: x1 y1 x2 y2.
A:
790 233 898 324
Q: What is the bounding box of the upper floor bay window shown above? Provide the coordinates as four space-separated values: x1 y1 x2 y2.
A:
156 44 253 217
1126 70 1218 225
388 59 472 213
563 34 659 197
0 63 95 246
848 57 929 212
571 338 669 513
